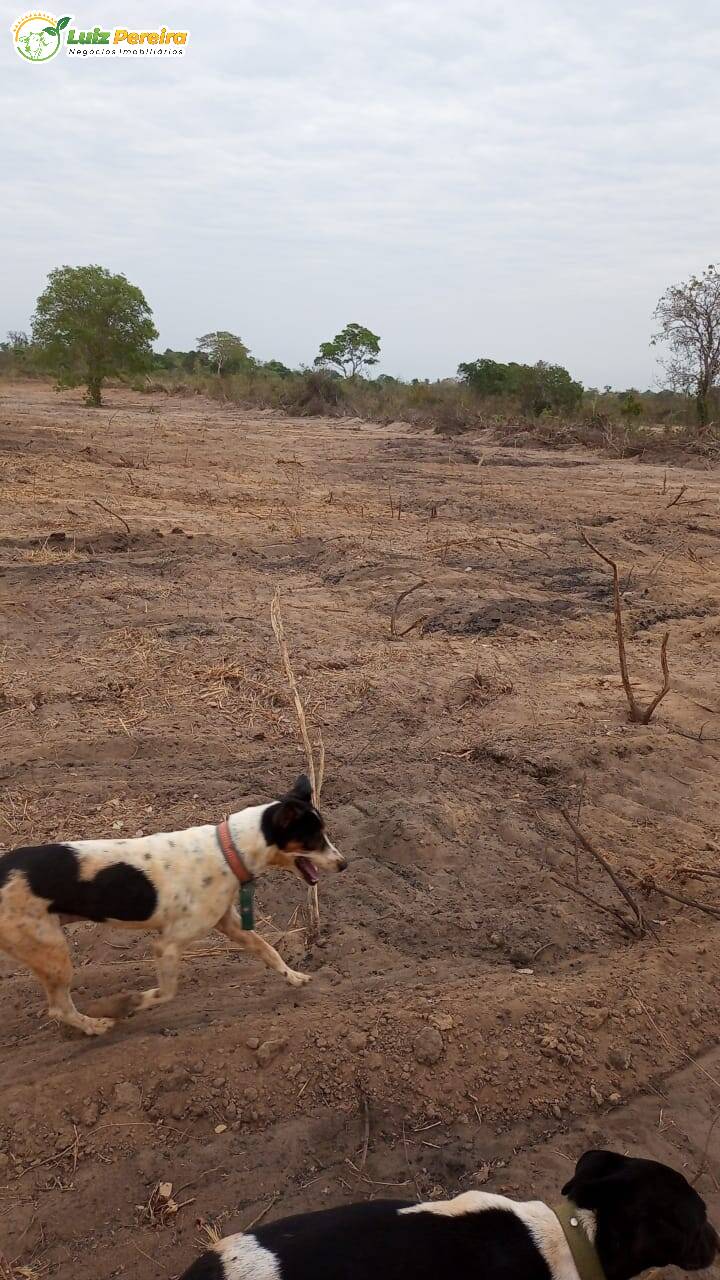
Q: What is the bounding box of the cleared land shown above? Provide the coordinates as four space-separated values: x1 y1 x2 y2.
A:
0 381 719 1278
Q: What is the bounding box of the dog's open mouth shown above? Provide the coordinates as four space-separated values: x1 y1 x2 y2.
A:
295 856 319 885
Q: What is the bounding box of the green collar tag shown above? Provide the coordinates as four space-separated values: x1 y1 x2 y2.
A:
239 881 256 931
552 1200 606 1280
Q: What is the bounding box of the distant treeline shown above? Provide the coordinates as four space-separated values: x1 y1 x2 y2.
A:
0 329 705 429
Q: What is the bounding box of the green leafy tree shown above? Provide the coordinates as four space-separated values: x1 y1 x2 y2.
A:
314 322 380 378
196 331 251 376
458 357 582 413
263 359 295 379
652 265 720 428
32 265 157 406
516 361 583 415
457 358 511 395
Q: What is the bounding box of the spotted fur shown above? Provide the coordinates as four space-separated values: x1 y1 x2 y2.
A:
0 776 346 1036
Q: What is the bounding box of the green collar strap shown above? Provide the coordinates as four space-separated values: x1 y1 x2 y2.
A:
552 1200 606 1280
239 881 256 931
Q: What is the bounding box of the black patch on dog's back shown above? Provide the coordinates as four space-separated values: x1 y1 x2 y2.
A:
0 844 158 923
251 1199 554 1280
179 1251 225 1280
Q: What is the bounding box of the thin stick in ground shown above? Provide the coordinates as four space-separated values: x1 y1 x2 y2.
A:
92 497 130 537
389 580 426 638
560 809 658 939
270 589 324 942
579 527 670 724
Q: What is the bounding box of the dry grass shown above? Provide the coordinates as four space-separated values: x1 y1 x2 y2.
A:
17 538 89 566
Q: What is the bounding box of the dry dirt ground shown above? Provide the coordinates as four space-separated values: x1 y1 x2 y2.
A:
0 381 719 1279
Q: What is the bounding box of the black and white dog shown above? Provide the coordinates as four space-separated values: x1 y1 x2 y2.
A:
0 775 345 1036
180 1150 718 1280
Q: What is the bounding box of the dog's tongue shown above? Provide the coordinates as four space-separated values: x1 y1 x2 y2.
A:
296 856 319 885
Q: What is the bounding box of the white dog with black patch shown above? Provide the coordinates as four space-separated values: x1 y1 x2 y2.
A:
0 776 345 1036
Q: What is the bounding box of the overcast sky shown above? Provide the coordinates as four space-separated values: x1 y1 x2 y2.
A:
3 0 719 388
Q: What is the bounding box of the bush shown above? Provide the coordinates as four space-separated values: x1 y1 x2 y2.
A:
285 369 347 415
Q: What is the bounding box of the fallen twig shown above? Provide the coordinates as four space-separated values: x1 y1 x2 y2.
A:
243 1192 280 1233
560 810 658 939
579 527 670 724
427 533 551 559
632 992 720 1094
639 879 720 922
674 866 720 881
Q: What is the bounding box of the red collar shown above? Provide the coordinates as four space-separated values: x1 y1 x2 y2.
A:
216 819 254 885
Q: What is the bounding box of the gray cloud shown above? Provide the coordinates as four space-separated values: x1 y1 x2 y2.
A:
2 0 719 387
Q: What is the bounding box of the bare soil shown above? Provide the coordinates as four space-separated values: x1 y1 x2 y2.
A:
0 381 719 1279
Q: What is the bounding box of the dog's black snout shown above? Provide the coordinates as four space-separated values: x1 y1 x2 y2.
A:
338 858 348 872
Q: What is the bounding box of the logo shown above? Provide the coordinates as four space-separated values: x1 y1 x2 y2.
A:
12 12 189 59
13 12 70 60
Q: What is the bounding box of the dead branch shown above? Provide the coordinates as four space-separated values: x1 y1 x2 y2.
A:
92 497 130 537
560 810 658 939
666 485 688 508
428 533 551 558
548 872 636 935
639 879 720 922
674 866 720 881
270 589 324 942
389 580 426 639
243 1192 280 1233
632 991 720 1093
579 527 671 724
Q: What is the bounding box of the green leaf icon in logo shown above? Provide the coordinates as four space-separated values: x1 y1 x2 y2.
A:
42 16 70 36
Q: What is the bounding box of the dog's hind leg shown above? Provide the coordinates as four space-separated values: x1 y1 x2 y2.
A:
217 906 311 987
128 939 181 1013
0 913 114 1036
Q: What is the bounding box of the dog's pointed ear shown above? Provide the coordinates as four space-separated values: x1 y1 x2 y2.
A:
562 1150 629 1204
287 774 313 804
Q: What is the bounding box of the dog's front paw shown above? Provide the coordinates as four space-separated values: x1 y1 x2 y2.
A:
285 969 311 987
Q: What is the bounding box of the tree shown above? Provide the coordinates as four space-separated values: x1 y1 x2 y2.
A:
652 265 720 428
263 359 295 379
196 331 251 376
314 322 380 378
3 330 30 351
457 358 511 395
516 361 583 415
458 357 582 414
32 265 157 406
